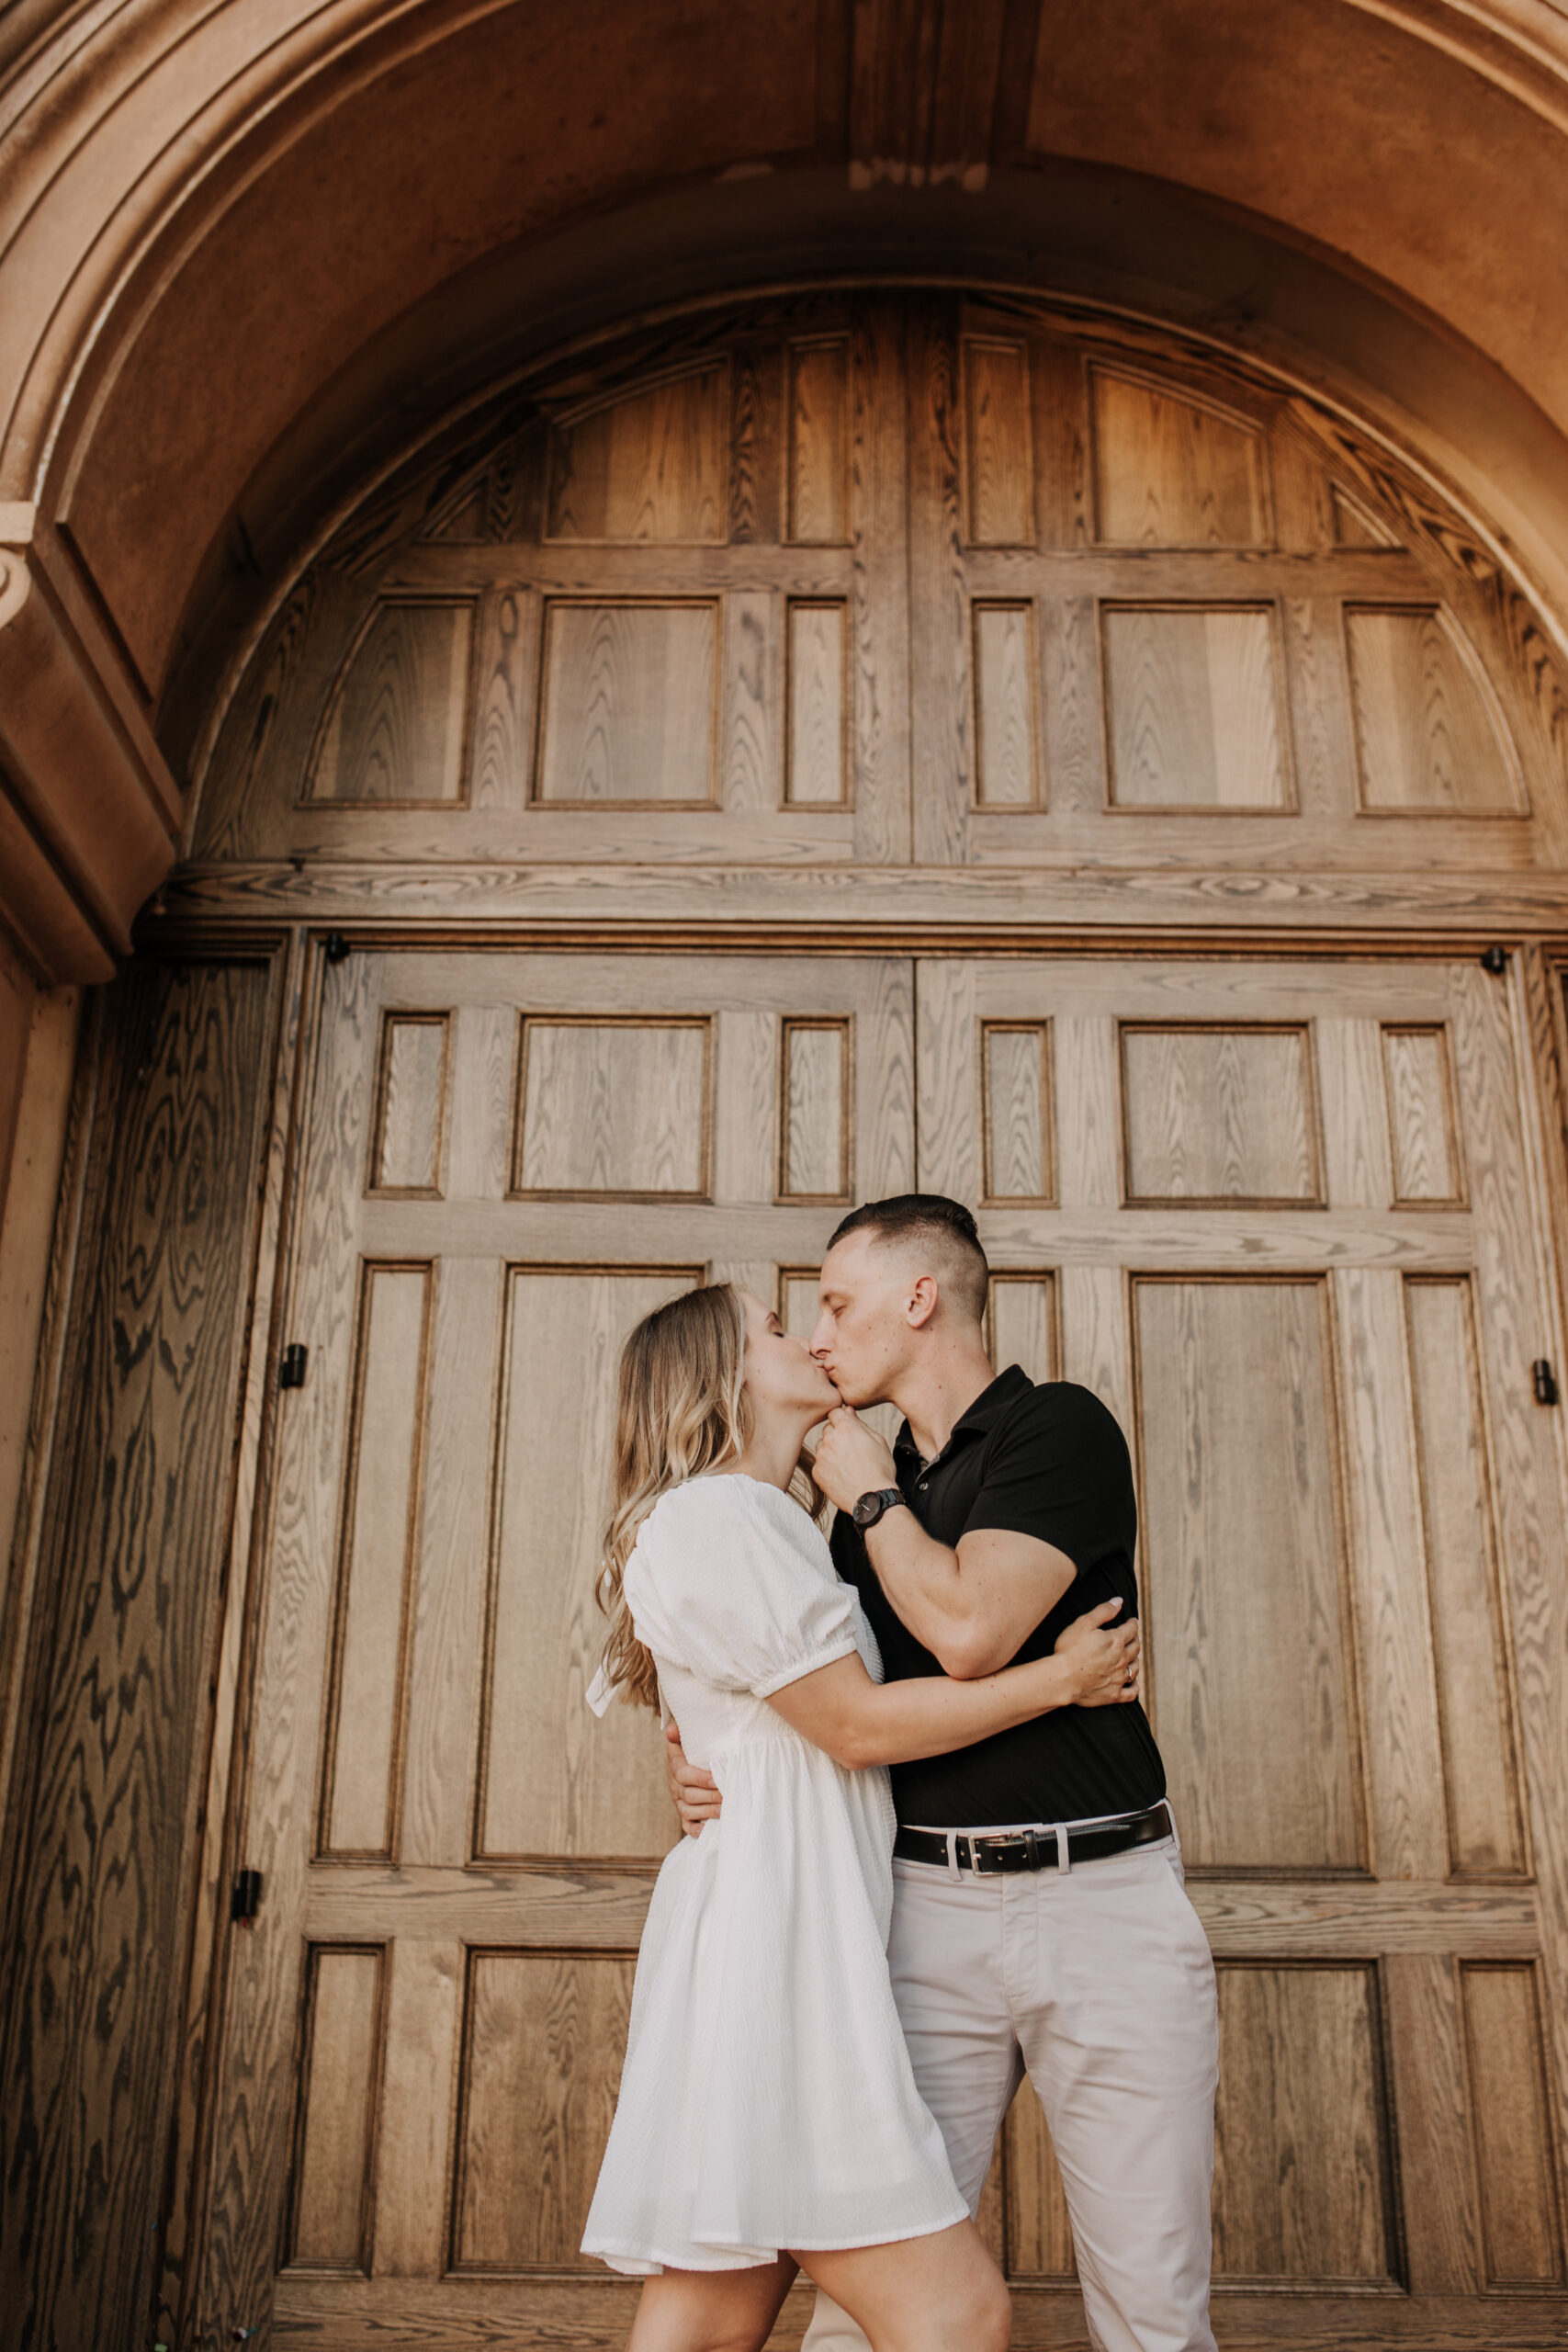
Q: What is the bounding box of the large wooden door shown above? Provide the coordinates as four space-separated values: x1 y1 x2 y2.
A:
920 953 1568 2341
181 287 1568 2350
198 945 913 2346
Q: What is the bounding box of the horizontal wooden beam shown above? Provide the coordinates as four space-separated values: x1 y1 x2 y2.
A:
148 859 1568 943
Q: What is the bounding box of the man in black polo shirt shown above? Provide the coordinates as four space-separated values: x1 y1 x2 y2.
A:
669 1196 1218 2352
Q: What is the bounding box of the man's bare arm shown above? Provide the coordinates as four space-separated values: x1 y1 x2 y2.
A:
812 1407 1083 1679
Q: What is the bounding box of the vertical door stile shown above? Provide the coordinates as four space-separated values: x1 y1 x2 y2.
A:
198 944 389 2335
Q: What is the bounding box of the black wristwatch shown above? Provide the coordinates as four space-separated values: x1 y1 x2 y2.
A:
852 1487 907 1530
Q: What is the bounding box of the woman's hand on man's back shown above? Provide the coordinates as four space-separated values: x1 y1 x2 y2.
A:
666 1720 723 1838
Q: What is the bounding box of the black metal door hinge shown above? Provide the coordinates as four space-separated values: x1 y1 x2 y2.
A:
231 1870 263 1925
323 931 350 964
1481 944 1508 975
279 1343 308 1390
1534 1359 1559 1406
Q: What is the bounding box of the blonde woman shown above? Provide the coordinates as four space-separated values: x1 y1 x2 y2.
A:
582 1283 1141 2352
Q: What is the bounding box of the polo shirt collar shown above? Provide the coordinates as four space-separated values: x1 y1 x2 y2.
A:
892 1363 1033 1472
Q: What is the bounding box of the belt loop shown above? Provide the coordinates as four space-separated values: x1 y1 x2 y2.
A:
1054 1822 1070 1875
945 1830 961 1882
1024 1827 1040 1871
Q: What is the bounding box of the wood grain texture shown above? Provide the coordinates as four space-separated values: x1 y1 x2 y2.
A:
778 1018 850 1201
973 601 1040 808
1090 368 1269 548
907 297 972 868
786 602 848 806
286 1946 386 2271
1460 1962 1565 2284
1332 483 1401 549
964 337 1033 546
546 365 727 544
1121 1023 1320 1204
317 1264 432 1860
0 958 274 2352
982 1022 1053 1202
1213 1963 1395 2281
1382 1024 1463 1204
1382 1954 1482 2294
514 1017 711 1197
987 1274 1060 1387
1134 1277 1364 1872
1332 1264 1449 1883
370 1013 448 1194
1404 1278 1526 1876
308 598 475 805
786 339 850 544
451 1950 634 2270
1345 606 1526 813
536 602 718 805
478 1266 694 1860
1103 605 1291 808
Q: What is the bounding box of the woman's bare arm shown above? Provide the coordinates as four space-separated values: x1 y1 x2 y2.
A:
764 1600 1139 1770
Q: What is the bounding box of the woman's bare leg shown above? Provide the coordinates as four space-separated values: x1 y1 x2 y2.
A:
626 2255 797 2352
791 2220 1010 2352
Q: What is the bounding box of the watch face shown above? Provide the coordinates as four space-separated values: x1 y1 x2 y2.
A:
852 1493 877 1529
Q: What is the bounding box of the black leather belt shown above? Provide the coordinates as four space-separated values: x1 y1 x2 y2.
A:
894 1802 1171 1875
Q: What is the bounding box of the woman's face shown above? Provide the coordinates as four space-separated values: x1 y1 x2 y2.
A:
737 1289 840 1430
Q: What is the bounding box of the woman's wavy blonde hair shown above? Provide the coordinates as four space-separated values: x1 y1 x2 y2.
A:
595 1283 824 1711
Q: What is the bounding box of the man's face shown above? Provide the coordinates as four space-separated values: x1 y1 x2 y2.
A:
809 1228 917 1408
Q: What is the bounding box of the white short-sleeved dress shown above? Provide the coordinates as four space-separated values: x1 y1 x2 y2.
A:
581 1473 966 2276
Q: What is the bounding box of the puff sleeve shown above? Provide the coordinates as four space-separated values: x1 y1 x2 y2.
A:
623 1477 863 1698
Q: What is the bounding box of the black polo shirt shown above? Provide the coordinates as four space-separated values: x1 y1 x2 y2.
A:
829 1366 1166 1828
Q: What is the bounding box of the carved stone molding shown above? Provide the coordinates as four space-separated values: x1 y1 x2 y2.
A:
0 511 180 980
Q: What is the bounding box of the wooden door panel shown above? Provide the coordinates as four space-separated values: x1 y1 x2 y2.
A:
1212 1963 1396 2283
202 944 915 2346
475 1263 695 1864
1134 1274 1364 1874
917 952 1568 2332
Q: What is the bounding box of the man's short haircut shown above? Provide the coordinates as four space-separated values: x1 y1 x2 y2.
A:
826 1194 989 1324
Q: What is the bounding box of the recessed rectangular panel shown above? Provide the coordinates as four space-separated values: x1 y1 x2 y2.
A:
370 1014 449 1195
1134 1279 1363 1871
1461 1963 1564 2284
308 599 473 803
1091 368 1268 547
1122 1025 1320 1205
1003 2086 1076 2280
287 1947 386 2270
478 1268 695 1859
1102 605 1290 808
536 601 717 803
987 1274 1058 1389
787 338 850 543
1382 1026 1464 1204
779 1019 851 1200
318 1265 431 1860
787 602 848 805
973 603 1040 808
514 1018 710 1197
1213 1964 1394 2279
982 1023 1053 1202
451 1950 635 2270
1345 605 1526 812
1405 1280 1525 1876
546 363 727 542
964 338 1033 546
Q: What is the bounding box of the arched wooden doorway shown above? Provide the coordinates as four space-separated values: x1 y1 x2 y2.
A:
173 288 1568 2347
